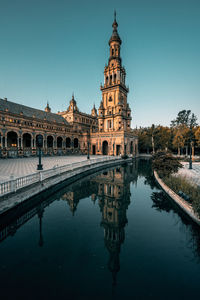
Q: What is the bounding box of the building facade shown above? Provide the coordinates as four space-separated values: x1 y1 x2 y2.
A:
0 14 138 158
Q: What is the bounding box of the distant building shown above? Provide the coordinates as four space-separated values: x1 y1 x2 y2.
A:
0 14 138 158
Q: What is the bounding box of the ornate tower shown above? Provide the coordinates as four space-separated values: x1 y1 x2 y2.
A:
90 13 138 156
45 101 51 113
99 12 132 133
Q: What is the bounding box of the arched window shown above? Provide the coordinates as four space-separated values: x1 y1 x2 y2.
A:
110 75 112 84
57 136 63 148
23 133 31 148
66 137 71 148
114 74 116 84
47 136 53 148
74 138 79 148
112 48 114 56
7 131 18 148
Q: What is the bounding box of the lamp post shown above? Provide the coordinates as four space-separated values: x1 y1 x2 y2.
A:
87 141 90 159
189 126 193 170
37 206 44 247
37 135 43 170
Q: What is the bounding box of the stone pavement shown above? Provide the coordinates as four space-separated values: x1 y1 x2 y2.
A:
177 162 200 187
0 155 105 183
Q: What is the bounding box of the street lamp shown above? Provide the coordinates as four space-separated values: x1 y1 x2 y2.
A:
87 141 90 159
37 135 43 170
189 126 193 170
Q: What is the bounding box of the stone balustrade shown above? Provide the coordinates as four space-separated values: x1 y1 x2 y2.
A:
0 156 121 197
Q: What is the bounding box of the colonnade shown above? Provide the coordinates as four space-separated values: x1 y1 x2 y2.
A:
0 130 80 157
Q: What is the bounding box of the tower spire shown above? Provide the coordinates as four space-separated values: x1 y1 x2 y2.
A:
114 10 116 22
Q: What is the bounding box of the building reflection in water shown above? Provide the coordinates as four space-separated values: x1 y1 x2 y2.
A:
61 164 138 285
37 205 44 247
96 166 133 285
1 160 200 284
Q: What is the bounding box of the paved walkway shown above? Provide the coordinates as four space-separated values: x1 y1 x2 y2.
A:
0 155 105 183
177 162 200 187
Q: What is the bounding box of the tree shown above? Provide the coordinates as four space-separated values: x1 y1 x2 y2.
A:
172 128 185 155
171 110 197 128
152 151 183 178
154 126 171 151
195 127 200 147
171 110 198 156
135 127 152 153
150 124 155 154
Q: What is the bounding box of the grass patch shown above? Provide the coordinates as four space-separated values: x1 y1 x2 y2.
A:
162 175 200 216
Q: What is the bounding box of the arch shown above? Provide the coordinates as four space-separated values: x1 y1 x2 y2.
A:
114 74 116 84
36 134 43 148
74 138 79 148
92 145 96 155
7 131 18 148
130 141 133 154
116 145 121 156
57 136 63 148
23 133 32 148
66 137 71 148
106 76 108 85
102 140 108 155
47 135 53 148
110 75 112 84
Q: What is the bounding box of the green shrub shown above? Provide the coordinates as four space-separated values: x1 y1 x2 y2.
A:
152 151 183 178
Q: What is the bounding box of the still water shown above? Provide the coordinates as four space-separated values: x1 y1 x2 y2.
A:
0 159 200 299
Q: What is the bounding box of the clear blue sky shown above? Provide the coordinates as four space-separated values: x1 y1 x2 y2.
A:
0 0 199 127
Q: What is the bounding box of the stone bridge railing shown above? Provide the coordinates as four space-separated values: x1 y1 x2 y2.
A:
0 156 121 197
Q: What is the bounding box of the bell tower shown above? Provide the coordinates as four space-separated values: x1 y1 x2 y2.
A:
99 12 132 133
90 12 138 156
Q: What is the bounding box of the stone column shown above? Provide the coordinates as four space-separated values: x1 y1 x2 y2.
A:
54 136 57 148
5 135 7 148
43 135 45 148
31 135 33 148
0 135 2 148
32 132 36 150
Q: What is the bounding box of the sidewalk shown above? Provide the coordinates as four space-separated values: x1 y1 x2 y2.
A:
177 162 200 187
0 155 104 183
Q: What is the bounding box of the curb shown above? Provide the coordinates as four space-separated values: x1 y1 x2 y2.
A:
154 171 200 226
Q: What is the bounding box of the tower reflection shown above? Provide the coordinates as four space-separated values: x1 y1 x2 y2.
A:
94 165 137 285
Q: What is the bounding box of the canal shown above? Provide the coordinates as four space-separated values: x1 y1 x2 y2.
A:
0 159 200 299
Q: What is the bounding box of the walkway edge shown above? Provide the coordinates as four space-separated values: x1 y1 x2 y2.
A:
0 157 132 216
154 171 200 226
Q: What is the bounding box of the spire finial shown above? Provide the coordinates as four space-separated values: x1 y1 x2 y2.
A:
72 92 74 99
112 10 118 30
